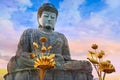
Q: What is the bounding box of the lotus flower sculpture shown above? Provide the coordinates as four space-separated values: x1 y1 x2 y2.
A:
87 44 115 80
29 37 56 80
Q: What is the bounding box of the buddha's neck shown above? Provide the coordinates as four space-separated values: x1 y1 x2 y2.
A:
39 28 54 34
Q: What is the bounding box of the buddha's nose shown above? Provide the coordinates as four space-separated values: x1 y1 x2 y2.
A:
48 16 51 21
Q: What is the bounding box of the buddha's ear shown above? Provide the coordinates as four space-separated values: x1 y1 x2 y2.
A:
37 15 41 27
38 16 43 27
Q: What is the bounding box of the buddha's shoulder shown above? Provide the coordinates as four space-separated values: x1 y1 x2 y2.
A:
24 28 38 32
23 28 40 33
54 32 65 36
23 29 66 37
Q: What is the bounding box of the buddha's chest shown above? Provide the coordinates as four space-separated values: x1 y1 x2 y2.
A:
30 31 64 50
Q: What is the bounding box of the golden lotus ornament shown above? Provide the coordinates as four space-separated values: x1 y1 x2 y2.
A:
87 44 115 80
34 54 56 80
30 37 56 80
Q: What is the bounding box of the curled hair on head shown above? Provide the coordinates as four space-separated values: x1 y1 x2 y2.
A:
37 3 58 18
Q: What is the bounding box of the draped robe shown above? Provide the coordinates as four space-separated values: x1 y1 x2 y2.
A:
5 28 93 80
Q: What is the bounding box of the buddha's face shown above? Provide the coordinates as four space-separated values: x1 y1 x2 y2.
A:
38 11 57 30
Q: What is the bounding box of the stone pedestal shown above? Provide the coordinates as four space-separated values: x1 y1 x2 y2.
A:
4 60 93 80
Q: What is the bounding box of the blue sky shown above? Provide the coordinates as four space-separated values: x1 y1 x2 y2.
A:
0 0 120 77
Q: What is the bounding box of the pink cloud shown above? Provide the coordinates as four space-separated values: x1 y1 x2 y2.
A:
0 59 8 69
0 18 26 56
69 37 120 58
68 37 120 75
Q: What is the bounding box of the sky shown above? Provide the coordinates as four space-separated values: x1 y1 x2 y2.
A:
0 0 120 78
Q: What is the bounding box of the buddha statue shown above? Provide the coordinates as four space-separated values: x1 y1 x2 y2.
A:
4 3 93 80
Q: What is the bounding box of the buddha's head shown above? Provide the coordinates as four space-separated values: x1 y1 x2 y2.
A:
37 3 58 31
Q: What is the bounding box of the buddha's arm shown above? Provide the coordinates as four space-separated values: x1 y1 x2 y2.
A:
16 29 34 68
61 34 71 61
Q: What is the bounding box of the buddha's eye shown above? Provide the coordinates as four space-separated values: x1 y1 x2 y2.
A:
51 15 55 19
43 14 49 17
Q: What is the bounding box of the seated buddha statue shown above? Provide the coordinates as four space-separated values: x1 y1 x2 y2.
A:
4 3 93 80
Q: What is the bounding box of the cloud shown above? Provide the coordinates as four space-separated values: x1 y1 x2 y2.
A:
17 0 32 11
56 0 84 28
54 0 120 64
69 37 120 58
69 37 120 75
56 0 120 42
0 0 33 67
17 0 32 6
0 0 35 58
0 54 10 61
0 0 33 19
0 18 28 57
0 22 32 69
0 0 35 56
0 1 18 19
105 0 120 9
0 59 8 68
